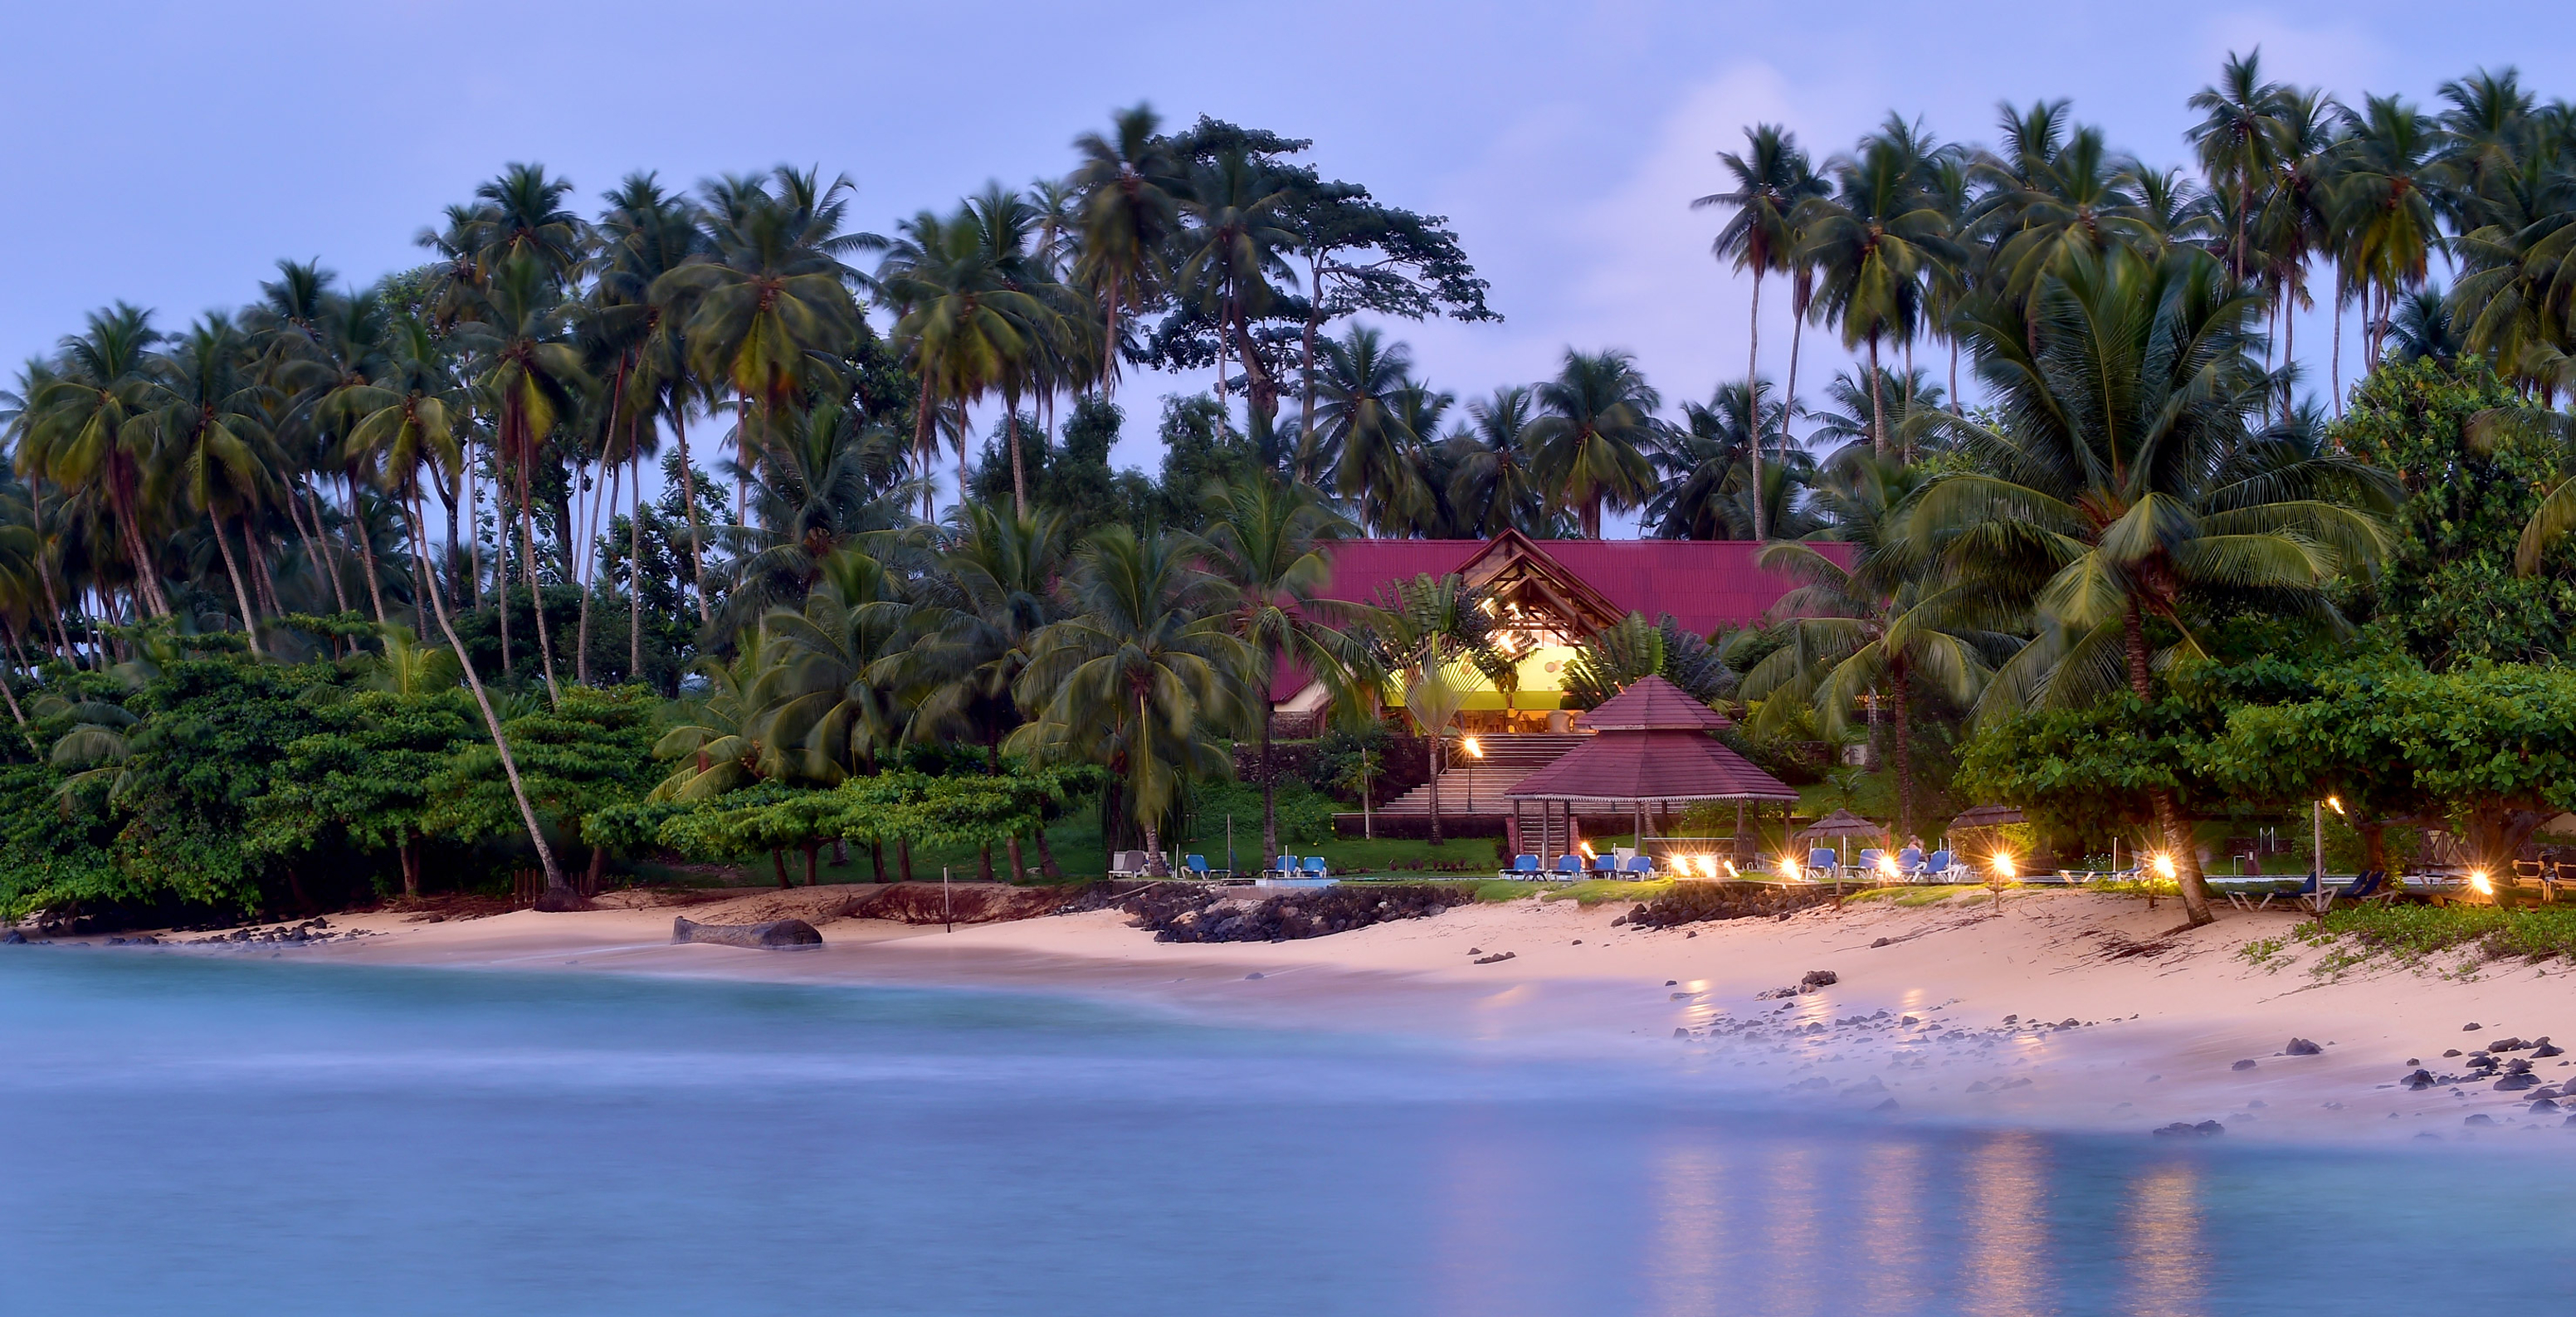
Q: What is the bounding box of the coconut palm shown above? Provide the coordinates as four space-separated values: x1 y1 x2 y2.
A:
22 305 174 619
1647 379 1808 540
1009 525 1247 875
1916 244 2393 924
876 203 1051 516
1316 326 1428 533
2187 50 2291 284
1198 475 1368 871
1798 120 1959 457
461 256 591 703
1071 105 1178 392
1530 349 1660 537
1695 124 1825 538
1173 151 1297 422
1444 386 1549 538
151 315 283 651
2336 94 2445 364
1742 456 2003 834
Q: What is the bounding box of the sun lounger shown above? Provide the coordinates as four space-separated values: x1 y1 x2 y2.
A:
1590 853 1618 875
1500 853 1541 878
1300 856 1330 879
1272 855 1300 879
1922 849 1954 880
1108 850 1149 879
1807 848 1839 881
1856 848 1886 882
1552 854 1583 877
1623 855 1656 878
1183 854 1227 880
1897 846 1925 880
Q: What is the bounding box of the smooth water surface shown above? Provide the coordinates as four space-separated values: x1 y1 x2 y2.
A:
0 950 2563 1315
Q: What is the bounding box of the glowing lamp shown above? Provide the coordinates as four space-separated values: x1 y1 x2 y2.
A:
2471 870 2493 895
2151 853 2177 880
1991 852 2016 880
1461 735 1483 759
1778 854 1802 880
1876 853 1900 878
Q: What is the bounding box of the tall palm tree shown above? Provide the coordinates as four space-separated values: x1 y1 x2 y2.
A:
22 305 173 618
152 315 282 651
1071 105 1178 393
1798 120 1958 457
876 204 1051 517
1316 326 1428 533
2187 50 2291 285
1742 456 1999 834
1918 245 2392 925
1445 385 1548 537
462 256 593 703
1173 151 1296 424
1647 379 1804 540
2335 94 2444 365
1199 476 1366 871
323 312 467 637
1695 124 1824 538
1010 525 1247 874
1530 348 1660 537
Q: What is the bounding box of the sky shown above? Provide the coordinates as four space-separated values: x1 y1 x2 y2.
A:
5 0 2572 516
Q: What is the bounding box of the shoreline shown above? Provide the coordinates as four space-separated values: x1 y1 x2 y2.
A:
61 885 2576 1149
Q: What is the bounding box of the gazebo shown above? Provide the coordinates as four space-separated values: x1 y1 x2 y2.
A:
1504 676 1798 866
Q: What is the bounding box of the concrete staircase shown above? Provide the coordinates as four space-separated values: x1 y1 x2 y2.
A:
1373 734 1588 817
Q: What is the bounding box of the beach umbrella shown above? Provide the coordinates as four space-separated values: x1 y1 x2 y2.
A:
1797 808 1886 867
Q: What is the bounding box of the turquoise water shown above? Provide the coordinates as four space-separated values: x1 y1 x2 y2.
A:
0 951 2566 1315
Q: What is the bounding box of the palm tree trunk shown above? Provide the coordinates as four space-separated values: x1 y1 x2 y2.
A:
212 515 262 656
2279 284 2297 424
114 486 173 618
1748 271 1766 542
1034 827 1062 879
1783 285 1809 470
1426 733 1445 847
402 492 570 905
1007 395 1027 517
2124 602 2212 925
2331 283 2344 417
734 395 752 529
576 444 614 686
629 431 646 684
672 406 712 626
912 377 939 522
1867 338 1888 459
1303 258 1325 452
517 482 562 705
1889 673 1915 839
466 444 485 610
346 475 389 626
494 477 514 676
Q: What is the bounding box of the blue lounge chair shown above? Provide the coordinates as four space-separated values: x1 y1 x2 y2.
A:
1897 846 1926 879
1301 856 1329 879
1856 848 1886 880
1624 855 1656 877
1808 848 1839 880
1273 855 1300 878
1922 849 1954 880
1591 853 1618 874
1553 853 1584 876
1183 854 1225 880
1503 853 1541 877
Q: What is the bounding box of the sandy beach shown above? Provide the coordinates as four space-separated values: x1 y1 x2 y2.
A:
138 885 2576 1148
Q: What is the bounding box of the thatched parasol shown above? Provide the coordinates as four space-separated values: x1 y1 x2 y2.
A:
1796 808 1887 867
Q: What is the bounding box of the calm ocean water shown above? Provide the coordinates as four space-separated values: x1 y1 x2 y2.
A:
0 949 2565 1315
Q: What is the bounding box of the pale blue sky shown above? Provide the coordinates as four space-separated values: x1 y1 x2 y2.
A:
5 0 2569 490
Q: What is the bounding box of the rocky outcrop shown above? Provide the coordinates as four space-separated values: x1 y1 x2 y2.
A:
1123 883 1471 944
671 916 824 949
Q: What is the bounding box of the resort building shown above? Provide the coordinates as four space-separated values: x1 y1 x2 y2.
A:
1272 529 1837 846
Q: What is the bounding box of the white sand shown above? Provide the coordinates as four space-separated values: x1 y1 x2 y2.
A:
150 885 2576 1146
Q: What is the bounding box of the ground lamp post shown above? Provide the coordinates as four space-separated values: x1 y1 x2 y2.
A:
1461 734 1482 817
2308 795 2343 921
1988 851 2015 912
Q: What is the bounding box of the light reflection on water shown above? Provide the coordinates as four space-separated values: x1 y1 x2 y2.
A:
0 951 2568 1316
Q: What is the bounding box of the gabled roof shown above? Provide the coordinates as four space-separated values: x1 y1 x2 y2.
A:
1505 729 1799 803
1577 675 1733 731
1450 529 1629 637
1309 536 1853 637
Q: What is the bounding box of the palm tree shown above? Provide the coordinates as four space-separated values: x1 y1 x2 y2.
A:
1199 476 1367 872
462 256 591 703
2335 95 2445 365
876 203 1051 517
752 548 910 786
1798 120 1957 457
1530 348 1659 537
2187 50 2291 285
1445 386 1548 537
1647 379 1807 540
1918 245 2392 925
1010 525 1247 875
23 305 173 619
323 312 467 637
1173 151 1296 424
1364 573 1505 846
152 315 282 651
1071 105 1178 393
1316 326 1428 532
1695 124 1824 538
1742 456 2000 834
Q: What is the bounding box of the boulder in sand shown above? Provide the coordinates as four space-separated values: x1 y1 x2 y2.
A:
671 916 824 949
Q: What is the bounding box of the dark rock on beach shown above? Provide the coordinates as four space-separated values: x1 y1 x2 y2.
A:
2232 1059 2259 1071
2284 1038 2323 1056
1125 883 1470 944
1624 882 1840 929
671 916 823 949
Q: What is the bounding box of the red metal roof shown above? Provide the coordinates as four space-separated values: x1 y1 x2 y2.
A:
1577 675 1733 731
1310 538 1850 636
1505 729 1799 802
